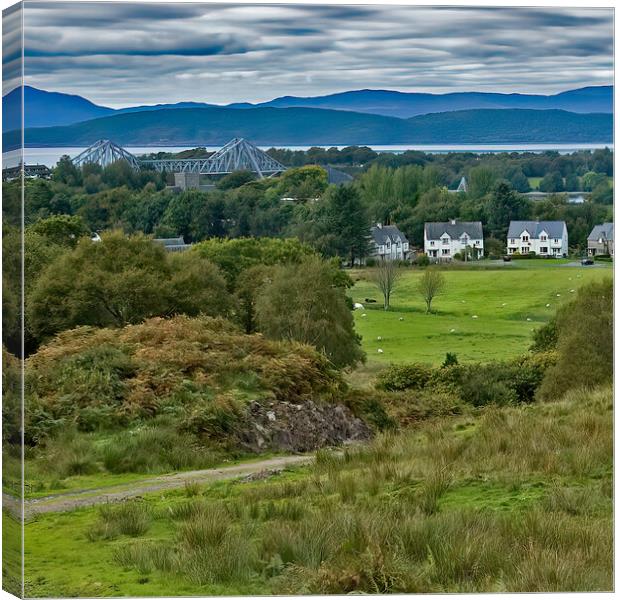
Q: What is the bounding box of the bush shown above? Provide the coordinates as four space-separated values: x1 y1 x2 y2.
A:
25 315 345 445
376 363 434 391
538 279 612 400
413 253 430 267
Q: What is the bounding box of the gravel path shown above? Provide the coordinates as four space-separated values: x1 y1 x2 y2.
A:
3 454 313 519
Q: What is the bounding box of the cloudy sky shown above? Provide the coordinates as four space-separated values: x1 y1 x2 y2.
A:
3 3 614 107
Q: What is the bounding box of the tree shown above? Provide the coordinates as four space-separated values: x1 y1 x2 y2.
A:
28 214 89 247
235 265 273 333
323 185 371 266
255 256 364 368
538 279 612 399
539 171 564 193
216 170 256 190
27 231 229 341
371 260 401 310
485 182 531 240
417 270 445 313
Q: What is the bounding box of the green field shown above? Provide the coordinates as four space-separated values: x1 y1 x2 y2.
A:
21 386 612 596
350 260 611 366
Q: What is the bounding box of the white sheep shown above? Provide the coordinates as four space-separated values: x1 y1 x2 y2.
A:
526 317 532 321
377 336 382 341
361 313 367 317
353 302 365 310
450 328 456 333
377 349 384 354
472 315 478 319
545 303 551 308
399 317 404 321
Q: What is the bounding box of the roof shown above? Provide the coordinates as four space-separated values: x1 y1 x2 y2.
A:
507 221 566 239
371 224 408 245
324 166 353 185
424 221 483 240
588 222 614 242
154 237 186 247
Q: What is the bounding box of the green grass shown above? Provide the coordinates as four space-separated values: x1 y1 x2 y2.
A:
528 176 542 189
22 386 612 595
349 261 610 366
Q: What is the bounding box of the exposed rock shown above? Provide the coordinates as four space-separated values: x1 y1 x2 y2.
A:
237 399 372 453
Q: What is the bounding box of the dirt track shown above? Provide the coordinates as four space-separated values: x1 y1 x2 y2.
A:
3 454 313 519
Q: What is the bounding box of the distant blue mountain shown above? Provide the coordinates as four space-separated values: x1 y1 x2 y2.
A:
5 106 611 149
2 85 114 131
2 85 613 132
244 86 613 118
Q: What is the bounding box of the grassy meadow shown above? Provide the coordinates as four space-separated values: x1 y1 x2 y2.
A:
350 260 611 366
22 385 612 596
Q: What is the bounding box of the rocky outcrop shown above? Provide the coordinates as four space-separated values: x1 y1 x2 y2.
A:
237 399 372 453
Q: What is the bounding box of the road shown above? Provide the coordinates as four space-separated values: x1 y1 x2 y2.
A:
3 454 313 519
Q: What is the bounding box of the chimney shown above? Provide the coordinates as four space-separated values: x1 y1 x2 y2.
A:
450 219 456 225
376 223 383 229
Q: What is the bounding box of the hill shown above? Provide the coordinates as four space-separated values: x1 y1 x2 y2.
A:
2 85 613 132
2 85 114 131
8 106 612 148
241 86 613 118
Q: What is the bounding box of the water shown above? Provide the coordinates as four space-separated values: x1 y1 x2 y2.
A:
3 142 613 169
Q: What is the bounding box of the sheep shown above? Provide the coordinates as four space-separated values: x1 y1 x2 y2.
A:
546 303 551 308
399 317 404 321
377 336 382 341
361 313 367 318
472 315 478 319
450 328 456 333
526 317 532 322
353 302 365 310
377 349 384 354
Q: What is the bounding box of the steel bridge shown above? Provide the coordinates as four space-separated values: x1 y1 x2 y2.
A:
71 137 287 178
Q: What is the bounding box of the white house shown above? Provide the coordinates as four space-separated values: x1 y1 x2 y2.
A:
424 220 484 261
506 221 568 257
369 223 410 261
587 223 614 257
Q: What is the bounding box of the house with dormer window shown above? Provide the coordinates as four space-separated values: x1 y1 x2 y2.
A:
424 220 484 262
506 221 568 257
369 223 410 261
587 223 614 257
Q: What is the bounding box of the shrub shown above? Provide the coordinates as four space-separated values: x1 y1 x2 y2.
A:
414 253 430 267
25 315 345 445
89 502 151 540
538 279 612 400
376 363 434 391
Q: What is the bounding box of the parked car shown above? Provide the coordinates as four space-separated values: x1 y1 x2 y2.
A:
502 255 512 262
581 257 594 266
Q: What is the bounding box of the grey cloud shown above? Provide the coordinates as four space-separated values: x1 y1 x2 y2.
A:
10 3 613 107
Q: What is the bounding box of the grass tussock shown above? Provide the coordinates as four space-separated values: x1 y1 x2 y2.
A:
112 385 612 593
87 501 151 541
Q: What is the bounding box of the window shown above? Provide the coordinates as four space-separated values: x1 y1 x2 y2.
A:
540 247 548 254
430 240 435 246
442 238 449 245
442 249 450 255
521 247 529 254
540 235 547 241
522 235 529 242
554 238 560 244
510 238 517 244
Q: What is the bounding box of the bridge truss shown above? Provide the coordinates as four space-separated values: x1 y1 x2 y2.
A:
72 139 142 170
72 137 287 178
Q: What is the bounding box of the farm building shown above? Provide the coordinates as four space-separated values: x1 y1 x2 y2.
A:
424 220 484 261
507 221 568 257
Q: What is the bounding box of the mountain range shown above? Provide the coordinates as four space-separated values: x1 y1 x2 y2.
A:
4 105 611 149
2 85 613 131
